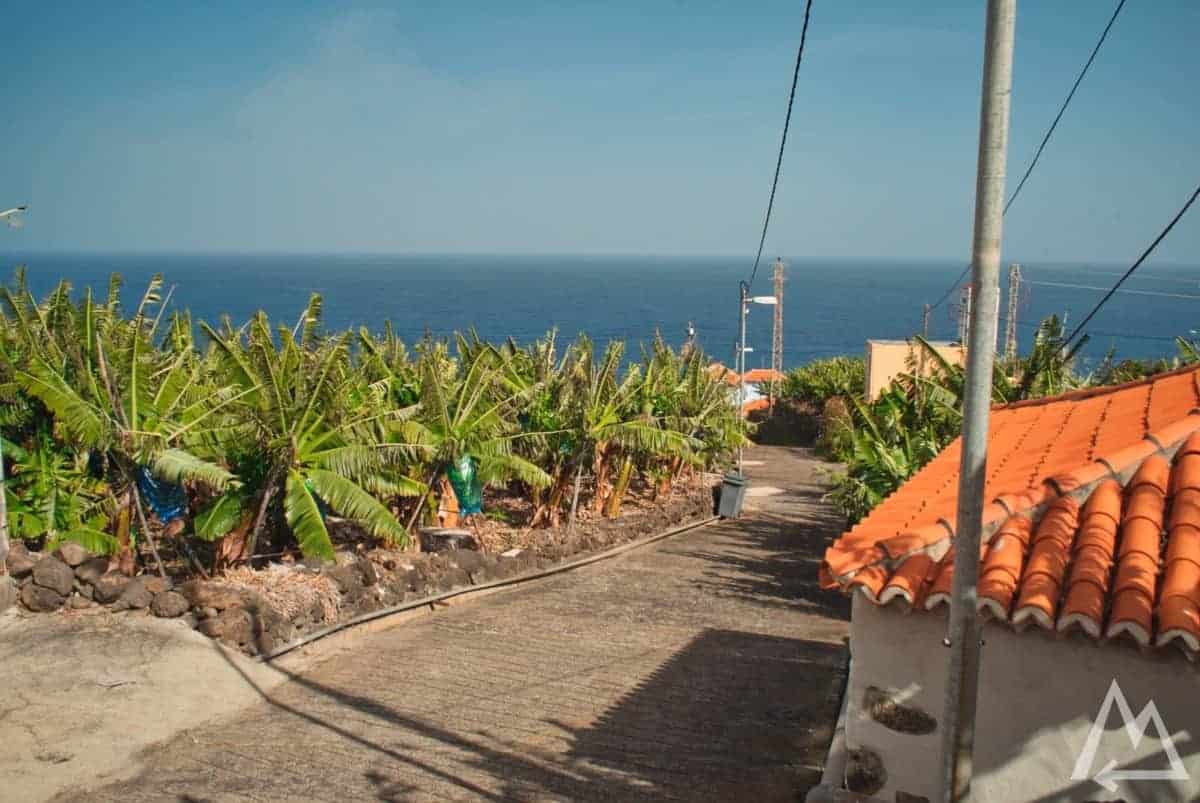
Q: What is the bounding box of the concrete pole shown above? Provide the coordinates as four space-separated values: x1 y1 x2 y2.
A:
920 303 932 379
737 281 748 475
942 2 1016 802
771 259 785 409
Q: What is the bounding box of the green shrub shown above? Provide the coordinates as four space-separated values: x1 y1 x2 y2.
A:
782 357 865 406
816 396 855 461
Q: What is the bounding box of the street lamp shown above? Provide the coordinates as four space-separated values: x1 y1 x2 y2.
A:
0 206 28 228
735 282 779 474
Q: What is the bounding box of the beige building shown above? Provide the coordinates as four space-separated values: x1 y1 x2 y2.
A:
864 339 965 401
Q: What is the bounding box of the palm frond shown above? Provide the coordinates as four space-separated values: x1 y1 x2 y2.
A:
16 360 107 447
151 448 234 491
283 469 335 560
45 527 119 556
194 490 245 541
305 468 408 546
475 453 551 488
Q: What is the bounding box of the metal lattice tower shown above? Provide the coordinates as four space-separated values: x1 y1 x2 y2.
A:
1004 263 1021 364
957 284 973 345
771 259 785 404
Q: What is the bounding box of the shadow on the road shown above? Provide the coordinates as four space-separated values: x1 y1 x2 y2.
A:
146 621 848 802
660 496 850 617
555 628 848 800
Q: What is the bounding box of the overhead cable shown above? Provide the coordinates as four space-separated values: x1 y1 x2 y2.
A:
929 0 1126 312
746 0 814 290
1063 182 1200 347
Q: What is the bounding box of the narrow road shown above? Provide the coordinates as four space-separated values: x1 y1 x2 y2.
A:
64 445 850 802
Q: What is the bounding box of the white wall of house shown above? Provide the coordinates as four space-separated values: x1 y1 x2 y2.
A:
843 594 1200 802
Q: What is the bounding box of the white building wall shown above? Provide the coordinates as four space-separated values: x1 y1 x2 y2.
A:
844 595 1200 803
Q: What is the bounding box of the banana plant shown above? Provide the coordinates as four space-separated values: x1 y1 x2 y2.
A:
200 299 417 562
400 340 552 530
10 275 238 575
3 430 113 554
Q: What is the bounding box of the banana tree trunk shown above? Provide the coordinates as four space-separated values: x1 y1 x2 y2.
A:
529 485 544 524
437 475 460 527
405 466 441 538
546 470 569 528
657 456 682 499
567 463 584 532
245 474 280 564
605 457 634 519
115 493 136 576
529 472 553 528
591 443 612 514
214 513 253 571
130 484 169 580
531 466 572 529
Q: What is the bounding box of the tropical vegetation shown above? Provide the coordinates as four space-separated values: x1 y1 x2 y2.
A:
779 356 865 406
0 271 746 577
812 315 1200 524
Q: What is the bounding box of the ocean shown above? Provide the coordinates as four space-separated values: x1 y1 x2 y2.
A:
1 252 1197 371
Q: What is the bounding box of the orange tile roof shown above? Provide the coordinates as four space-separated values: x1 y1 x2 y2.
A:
742 398 770 415
707 363 740 387
821 364 1200 659
741 368 785 384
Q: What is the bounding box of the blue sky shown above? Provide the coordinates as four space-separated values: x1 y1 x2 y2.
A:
3 1 1197 261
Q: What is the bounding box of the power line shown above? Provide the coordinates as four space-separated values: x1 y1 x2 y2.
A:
746 0 814 291
1089 330 1181 344
998 315 1181 344
1064 181 1200 348
929 0 1125 313
1003 0 1126 214
1024 279 1200 301
930 265 971 313
1082 267 1200 286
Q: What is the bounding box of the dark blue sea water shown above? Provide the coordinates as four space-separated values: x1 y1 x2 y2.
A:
2 252 1197 371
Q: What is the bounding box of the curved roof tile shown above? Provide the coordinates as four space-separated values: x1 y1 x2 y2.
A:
823 365 1200 660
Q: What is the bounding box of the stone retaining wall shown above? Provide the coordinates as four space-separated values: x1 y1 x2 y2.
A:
2 484 716 655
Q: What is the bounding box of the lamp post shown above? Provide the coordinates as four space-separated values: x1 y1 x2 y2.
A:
735 282 779 475
0 206 28 229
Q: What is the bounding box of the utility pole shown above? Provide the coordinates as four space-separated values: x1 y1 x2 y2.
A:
942 3 1016 802
771 258 785 409
957 284 973 345
1004 263 1021 365
736 281 749 474
920 303 932 378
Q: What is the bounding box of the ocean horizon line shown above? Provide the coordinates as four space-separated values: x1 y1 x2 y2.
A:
3 249 1198 273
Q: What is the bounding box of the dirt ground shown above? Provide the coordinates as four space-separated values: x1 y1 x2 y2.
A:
0 610 319 802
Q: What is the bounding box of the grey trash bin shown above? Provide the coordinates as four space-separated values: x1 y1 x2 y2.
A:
718 472 747 518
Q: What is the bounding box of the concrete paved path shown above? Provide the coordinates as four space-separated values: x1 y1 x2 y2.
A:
57 445 850 802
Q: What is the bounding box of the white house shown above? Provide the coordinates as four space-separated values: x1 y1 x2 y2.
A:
810 366 1200 803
